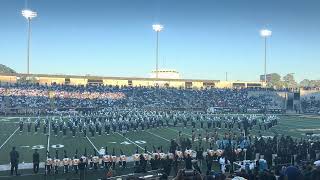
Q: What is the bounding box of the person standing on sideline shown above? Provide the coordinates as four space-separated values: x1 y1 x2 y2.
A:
10 147 19 176
33 149 40 173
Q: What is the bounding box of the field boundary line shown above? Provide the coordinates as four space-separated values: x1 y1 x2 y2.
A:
0 127 19 150
86 136 99 152
167 127 192 137
146 130 170 142
115 132 151 154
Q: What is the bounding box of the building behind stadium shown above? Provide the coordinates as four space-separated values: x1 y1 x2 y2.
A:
0 73 264 89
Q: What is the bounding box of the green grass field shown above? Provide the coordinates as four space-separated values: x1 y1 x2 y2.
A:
0 114 320 179
1 115 320 165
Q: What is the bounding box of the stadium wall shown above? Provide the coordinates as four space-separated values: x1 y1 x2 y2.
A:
38 77 65 84
70 78 88 85
0 75 16 83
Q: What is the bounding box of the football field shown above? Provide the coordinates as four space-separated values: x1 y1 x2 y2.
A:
0 114 320 170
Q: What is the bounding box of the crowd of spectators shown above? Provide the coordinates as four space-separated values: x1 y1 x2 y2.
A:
301 95 320 114
0 84 285 114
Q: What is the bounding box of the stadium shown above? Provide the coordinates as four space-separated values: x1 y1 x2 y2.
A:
1 0 320 180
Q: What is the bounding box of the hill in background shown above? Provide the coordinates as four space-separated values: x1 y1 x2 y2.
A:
0 64 16 74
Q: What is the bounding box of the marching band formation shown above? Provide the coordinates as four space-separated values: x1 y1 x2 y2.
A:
18 108 279 139
9 107 320 179
14 108 283 176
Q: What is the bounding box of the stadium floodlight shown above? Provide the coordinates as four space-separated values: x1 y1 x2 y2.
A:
22 9 37 75
22 9 37 19
152 24 164 79
260 29 272 37
260 29 272 88
152 24 163 32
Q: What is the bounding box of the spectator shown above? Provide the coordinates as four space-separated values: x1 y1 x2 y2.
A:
312 160 320 180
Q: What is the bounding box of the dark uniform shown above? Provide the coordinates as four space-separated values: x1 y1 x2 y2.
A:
19 120 23 132
33 149 40 173
10 147 19 176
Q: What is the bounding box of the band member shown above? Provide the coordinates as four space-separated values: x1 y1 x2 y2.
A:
175 147 183 160
59 118 63 132
46 152 53 175
98 122 102 136
81 148 88 168
79 120 83 133
105 120 110 135
191 118 196 128
83 124 87 137
53 150 60 174
183 118 187 128
27 118 31 132
92 150 99 170
43 120 48 134
73 151 80 174
111 148 117 169
90 123 95 137
216 149 224 157
205 130 209 144
119 149 127 168
198 133 202 147
192 130 196 143
133 147 140 166
219 154 227 174
200 118 204 129
173 117 178 127
184 148 193 158
208 149 215 157
63 150 70 173
208 119 212 129
88 155 93 170
102 147 110 169
72 125 76 137
196 146 204 167
159 146 166 159
63 122 67 136
19 118 23 133
54 122 58 136
34 119 39 133
143 147 150 162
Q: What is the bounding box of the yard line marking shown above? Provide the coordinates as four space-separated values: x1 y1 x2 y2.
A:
86 136 99 152
146 130 170 142
167 127 192 137
115 132 151 154
0 127 19 150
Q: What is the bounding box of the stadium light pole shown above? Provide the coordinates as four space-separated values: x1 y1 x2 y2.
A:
260 29 272 88
152 24 164 79
22 9 37 75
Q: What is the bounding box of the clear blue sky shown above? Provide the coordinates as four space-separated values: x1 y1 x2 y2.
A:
0 0 319 82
